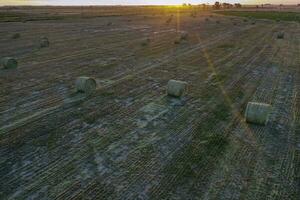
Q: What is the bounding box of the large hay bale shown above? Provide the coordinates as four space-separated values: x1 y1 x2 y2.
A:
167 80 187 97
245 102 272 125
1 57 18 69
75 77 97 94
40 37 50 48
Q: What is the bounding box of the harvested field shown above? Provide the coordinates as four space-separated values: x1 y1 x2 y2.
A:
217 10 300 23
0 6 300 200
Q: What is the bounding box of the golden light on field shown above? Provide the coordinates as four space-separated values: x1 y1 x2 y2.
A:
0 0 37 5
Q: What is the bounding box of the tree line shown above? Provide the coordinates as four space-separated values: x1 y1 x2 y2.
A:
182 2 242 9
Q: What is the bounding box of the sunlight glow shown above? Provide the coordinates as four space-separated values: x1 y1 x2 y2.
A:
196 34 259 144
1 1 300 6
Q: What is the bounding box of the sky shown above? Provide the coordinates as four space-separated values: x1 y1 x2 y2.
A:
1 0 299 6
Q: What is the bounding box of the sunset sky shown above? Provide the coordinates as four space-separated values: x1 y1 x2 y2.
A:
1 0 299 6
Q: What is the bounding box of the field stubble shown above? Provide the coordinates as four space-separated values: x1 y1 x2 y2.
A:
0 7 299 200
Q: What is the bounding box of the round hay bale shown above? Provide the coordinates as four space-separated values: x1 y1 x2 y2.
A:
277 32 284 39
245 102 271 125
174 39 180 44
75 77 97 94
1 57 18 69
167 80 188 97
166 17 173 24
141 38 150 46
180 31 188 40
11 33 21 39
40 37 50 48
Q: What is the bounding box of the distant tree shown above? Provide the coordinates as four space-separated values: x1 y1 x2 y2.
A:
222 3 233 9
234 3 242 8
213 2 221 10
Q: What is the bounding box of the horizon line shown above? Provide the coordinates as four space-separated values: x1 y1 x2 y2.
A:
1 3 299 6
